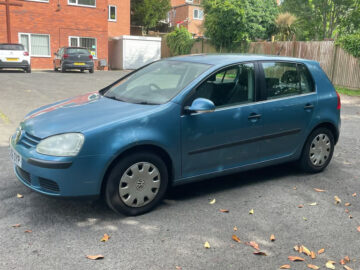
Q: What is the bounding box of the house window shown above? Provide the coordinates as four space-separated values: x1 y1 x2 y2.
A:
185 0 193 3
19 33 50 57
69 36 97 58
68 0 96 7
108 5 116 21
193 9 203 20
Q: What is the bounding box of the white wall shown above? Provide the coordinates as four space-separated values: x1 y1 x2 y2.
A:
109 35 162 70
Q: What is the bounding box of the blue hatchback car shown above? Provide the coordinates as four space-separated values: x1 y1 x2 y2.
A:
9 54 341 215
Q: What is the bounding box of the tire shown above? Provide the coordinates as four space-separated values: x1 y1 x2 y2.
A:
54 66 58 72
25 66 31 73
105 152 169 216
89 68 94 73
80 69 84 73
299 127 335 173
61 64 66 73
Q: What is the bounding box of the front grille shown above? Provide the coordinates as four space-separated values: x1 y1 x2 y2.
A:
39 178 60 192
16 166 31 184
18 132 41 149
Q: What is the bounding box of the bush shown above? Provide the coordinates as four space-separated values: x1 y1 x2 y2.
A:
166 27 195 56
336 33 360 58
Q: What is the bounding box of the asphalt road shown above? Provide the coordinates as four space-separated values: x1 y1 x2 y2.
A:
0 70 359 270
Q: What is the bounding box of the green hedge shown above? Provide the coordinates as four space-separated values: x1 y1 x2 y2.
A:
166 27 195 56
336 33 360 58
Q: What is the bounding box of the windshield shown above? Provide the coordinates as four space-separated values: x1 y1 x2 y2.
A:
0 44 24 50
104 60 211 104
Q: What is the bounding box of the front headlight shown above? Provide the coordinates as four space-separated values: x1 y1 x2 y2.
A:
36 133 85 157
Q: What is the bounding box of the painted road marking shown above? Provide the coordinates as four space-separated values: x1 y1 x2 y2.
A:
0 111 10 124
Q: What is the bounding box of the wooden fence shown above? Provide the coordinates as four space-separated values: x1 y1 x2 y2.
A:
161 39 360 89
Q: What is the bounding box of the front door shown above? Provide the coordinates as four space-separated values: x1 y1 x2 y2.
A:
181 63 263 178
258 61 318 160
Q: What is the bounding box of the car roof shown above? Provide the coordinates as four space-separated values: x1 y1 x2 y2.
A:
166 54 317 66
64 47 88 50
0 43 23 46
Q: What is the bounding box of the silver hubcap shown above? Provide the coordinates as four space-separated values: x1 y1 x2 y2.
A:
119 162 161 208
309 133 331 167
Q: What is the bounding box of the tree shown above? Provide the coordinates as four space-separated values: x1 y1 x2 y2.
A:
166 27 195 56
339 0 360 35
275 12 297 41
131 0 171 33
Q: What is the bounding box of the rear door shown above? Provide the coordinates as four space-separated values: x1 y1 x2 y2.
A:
258 61 318 161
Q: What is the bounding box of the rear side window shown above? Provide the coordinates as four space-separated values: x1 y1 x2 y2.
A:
262 62 300 100
298 64 315 93
66 48 90 54
0 44 24 50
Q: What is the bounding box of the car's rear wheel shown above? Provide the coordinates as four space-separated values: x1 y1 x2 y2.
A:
61 63 66 73
25 66 31 73
105 152 168 216
299 127 335 173
89 68 94 73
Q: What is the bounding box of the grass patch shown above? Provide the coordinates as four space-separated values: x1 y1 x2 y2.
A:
336 87 360 96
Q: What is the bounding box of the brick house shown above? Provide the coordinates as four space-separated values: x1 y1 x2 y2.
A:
168 0 204 37
0 0 130 69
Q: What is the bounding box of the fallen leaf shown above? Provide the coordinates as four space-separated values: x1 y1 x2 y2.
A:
349 215 353 219
220 209 229 213
86 255 104 260
314 188 326 192
308 264 320 269
352 193 357 197
204 241 210 249
249 209 254 215
299 246 304 253
17 194 23 198
294 245 300 252
345 202 351 207
270 234 275 242
310 251 316 259
326 261 336 269
24 230 32 233
209 199 216 205
343 266 353 270
100 233 110 242
249 241 260 251
344 256 350 262
288 256 305 262
318 248 325 254
334 196 341 204
280 265 291 269
293 186 297 190
303 217 308 221
298 204 304 208
233 226 238 231
301 245 311 256
232 235 241 243
253 251 267 256
345 209 350 213
357 226 360 232
175 266 182 270
12 224 21 228
309 202 318 206
340 259 346 265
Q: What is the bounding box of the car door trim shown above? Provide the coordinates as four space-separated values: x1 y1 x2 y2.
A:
188 128 301 155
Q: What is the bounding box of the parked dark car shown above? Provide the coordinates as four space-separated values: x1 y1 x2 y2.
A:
54 47 94 73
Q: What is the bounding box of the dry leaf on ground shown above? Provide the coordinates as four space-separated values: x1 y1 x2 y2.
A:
100 233 110 242
24 230 32 233
17 194 23 198
309 202 318 206
12 224 21 228
86 255 104 260
357 226 360 232
293 186 297 190
175 266 182 270
232 235 241 243
209 199 216 205
280 265 291 269
298 204 304 208
352 193 357 197
318 248 325 254
204 241 210 248
233 226 238 231
326 261 336 269
301 245 311 256
340 259 346 265
310 251 316 259
343 265 353 270
308 264 320 269
345 202 351 206
345 209 350 213
246 241 260 251
344 256 350 262
249 209 254 215
270 234 275 242
334 196 341 204
314 188 326 192
220 209 229 213
288 256 305 262
253 251 267 256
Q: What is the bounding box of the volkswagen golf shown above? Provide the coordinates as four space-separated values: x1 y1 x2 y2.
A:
9 54 341 216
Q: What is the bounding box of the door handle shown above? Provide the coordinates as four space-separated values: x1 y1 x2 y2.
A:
248 113 262 120
304 104 314 110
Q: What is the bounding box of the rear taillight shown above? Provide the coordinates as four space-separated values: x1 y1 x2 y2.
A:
63 54 69 59
336 92 341 110
23 51 29 56
89 55 93 60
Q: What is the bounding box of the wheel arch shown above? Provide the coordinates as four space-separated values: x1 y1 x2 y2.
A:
100 144 174 197
310 122 339 144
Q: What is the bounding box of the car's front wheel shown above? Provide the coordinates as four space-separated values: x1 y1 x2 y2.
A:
299 127 335 173
105 152 169 216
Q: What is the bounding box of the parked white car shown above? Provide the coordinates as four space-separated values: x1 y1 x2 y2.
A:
0 43 31 73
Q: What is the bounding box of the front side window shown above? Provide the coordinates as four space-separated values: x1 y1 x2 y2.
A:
193 9 204 20
68 0 95 7
190 63 255 108
108 5 116 21
104 61 211 105
68 36 96 57
262 62 300 100
19 33 50 57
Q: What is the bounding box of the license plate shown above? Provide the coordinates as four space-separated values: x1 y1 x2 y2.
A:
10 145 22 168
74 62 85 66
6 58 19 61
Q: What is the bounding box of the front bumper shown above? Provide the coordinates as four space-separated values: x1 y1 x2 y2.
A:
10 133 109 197
0 60 30 69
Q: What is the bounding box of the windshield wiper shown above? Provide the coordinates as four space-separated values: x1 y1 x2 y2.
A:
132 101 159 105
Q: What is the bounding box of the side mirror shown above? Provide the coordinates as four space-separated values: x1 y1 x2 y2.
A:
185 98 215 114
